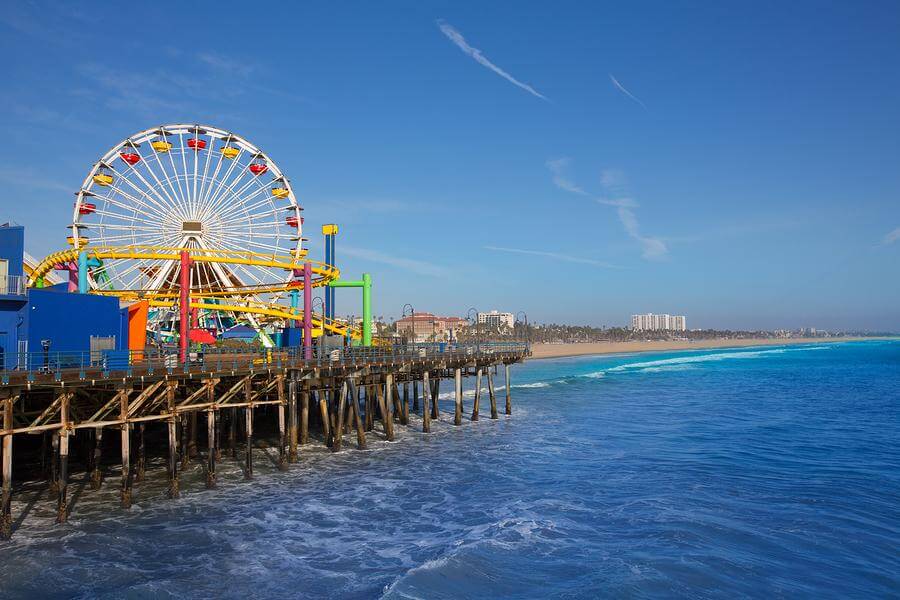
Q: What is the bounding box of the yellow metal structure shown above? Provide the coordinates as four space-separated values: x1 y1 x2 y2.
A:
28 245 362 340
321 224 339 235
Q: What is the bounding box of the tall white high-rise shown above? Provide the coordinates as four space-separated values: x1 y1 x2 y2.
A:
631 313 687 332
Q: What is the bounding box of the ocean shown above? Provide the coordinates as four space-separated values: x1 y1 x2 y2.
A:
1 341 898 598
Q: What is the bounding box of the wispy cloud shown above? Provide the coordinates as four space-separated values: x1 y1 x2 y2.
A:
437 20 548 101
546 158 667 260
341 245 448 277
884 227 900 245
616 207 668 259
484 245 620 268
546 158 588 195
609 74 647 110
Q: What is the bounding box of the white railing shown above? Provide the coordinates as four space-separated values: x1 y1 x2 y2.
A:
0 275 26 296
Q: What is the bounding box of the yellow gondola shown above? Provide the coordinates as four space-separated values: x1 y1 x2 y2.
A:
221 145 240 159
92 166 113 186
151 140 172 153
272 187 290 199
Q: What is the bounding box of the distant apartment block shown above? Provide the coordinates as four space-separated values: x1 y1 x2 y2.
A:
396 312 467 342
477 310 515 330
631 313 687 332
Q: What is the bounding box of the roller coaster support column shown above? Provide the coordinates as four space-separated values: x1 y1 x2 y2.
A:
303 262 313 359
322 224 338 323
77 251 102 294
328 273 372 346
289 290 299 328
77 251 88 294
179 250 192 364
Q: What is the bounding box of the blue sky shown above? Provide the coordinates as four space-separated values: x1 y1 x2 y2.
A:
1 1 899 330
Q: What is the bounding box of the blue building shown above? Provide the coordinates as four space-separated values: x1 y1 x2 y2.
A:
0 225 125 370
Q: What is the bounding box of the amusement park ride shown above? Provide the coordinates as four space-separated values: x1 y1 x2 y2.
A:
25 123 371 355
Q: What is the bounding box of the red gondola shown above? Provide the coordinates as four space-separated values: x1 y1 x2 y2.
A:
286 215 303 227
76 202 96 215
119 147 141 165
187 138 207 150
249 155 268 176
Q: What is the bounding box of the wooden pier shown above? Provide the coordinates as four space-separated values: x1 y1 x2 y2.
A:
0 343 529 539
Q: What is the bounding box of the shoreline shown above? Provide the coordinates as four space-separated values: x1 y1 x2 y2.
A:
527 337 893 360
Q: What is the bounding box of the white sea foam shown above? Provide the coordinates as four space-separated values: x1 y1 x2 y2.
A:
582 344 830 379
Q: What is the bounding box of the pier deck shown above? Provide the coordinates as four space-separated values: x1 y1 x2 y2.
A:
0 343 529 538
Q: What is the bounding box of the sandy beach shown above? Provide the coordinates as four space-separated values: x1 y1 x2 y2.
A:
528 337 885 360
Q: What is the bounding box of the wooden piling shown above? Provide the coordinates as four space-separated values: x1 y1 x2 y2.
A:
1 393 14 539
454 368 463 426
288 376 298 462
347 380 367 449
505 363 512 415
364 384 375 432
403 382 410 422
378 377 394 441
90 427 103 490
206 409 216 489
188 411 198 459
431 377 440 420
488 368 498 419
300 388 310 446
277 375 287 471
413 380 419 413
179 413 190 469
244 405 253 480
318 390 331 448
471 368 482 421
333 382 346 452
120 389 132 508
56 392 71 523
228 407 237 458
422 371 431 433
135 423 145 482
167 382 179 499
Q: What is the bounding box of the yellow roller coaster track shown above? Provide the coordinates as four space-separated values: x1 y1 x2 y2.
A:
28 245 362 340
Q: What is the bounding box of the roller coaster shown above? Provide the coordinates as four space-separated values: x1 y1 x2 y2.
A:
28 124 366 349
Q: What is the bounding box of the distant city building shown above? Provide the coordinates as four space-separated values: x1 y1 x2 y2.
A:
477 310 515 330
395 312 467 342
631 313 687 332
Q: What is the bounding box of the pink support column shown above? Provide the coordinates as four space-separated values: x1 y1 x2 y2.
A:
179 250 191 364
303 262 313 360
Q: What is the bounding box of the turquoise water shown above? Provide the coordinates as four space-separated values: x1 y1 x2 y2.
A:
1 341 898 598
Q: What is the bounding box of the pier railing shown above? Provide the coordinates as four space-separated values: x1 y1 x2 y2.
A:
0 342 530 385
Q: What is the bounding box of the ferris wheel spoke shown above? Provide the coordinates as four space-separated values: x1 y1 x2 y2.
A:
197 145 245 218
164 143 191 219
108 164 183 222
194 131 221 218
99 180 172 224
117 153 186 219
152 146 190 221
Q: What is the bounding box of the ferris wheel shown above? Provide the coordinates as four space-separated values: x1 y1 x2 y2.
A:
71 124 305 336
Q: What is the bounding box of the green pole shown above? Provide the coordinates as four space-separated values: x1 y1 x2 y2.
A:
328 273 373 346
362 273 372 346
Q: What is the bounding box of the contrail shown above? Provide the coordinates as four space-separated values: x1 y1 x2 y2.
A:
609 74 646 110
438 20 548 101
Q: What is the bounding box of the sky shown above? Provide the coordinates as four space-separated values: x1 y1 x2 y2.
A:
1 1 899 330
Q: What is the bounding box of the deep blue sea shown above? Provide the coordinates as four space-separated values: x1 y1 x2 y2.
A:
2 341 899 598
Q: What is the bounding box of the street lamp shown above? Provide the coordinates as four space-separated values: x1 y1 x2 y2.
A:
401 303 415 346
